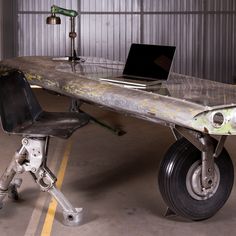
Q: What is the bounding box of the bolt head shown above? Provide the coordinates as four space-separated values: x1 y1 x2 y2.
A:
31 167 37 173
22 139 28 146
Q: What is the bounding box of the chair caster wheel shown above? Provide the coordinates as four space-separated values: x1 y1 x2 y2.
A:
63 208 83 226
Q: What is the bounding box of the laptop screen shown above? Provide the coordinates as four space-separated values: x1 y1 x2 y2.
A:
123 44 176 81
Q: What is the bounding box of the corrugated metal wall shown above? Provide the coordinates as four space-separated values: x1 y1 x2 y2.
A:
1 0 18 59
0 0 3 60
17 0 79 57
5 0 236 82
80 0 141 60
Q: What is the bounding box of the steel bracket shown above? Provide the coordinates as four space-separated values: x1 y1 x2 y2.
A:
174 126 227 189
0 136 83 226
36 166 57 191
21 138 46 173
70 98 126 136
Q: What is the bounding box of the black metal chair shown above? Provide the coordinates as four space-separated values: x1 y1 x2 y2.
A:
0 69 89 226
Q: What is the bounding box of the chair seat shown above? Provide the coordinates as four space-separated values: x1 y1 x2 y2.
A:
0 70 90 139
9 111 89 139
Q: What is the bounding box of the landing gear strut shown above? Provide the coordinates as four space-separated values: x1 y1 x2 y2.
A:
0 137 83 226
158 128 234 220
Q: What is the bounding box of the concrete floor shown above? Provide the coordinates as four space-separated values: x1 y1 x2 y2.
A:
0 89 236 236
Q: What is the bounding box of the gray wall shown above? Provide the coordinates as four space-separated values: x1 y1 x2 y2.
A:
0 0 3 60
0 0 18 59
3 0 236 83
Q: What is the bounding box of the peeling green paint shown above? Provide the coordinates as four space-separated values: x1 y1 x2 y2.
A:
2 56 236 136
25 73 43 82
192 107 236 135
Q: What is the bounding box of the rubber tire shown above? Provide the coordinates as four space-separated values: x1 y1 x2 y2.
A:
158 138 234 221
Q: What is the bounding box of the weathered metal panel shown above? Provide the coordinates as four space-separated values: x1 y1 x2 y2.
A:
0 57 214 134
2 56 236 135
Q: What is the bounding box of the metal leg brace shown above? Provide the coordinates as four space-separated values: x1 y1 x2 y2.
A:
175 126 227 190
0 146 26 208
70 98 126 136
0 137 83 226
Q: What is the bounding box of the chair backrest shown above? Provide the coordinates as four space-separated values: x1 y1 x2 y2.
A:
0 70 42 132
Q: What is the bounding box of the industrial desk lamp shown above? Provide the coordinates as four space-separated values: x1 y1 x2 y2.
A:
46 5 80 61
46 6 125 136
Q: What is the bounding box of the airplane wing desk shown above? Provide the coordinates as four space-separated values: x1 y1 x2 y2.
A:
0 56 235 224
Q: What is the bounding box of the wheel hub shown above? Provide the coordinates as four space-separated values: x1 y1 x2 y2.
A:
186 161 220 200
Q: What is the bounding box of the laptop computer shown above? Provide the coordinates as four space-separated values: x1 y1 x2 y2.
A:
100 43 176 89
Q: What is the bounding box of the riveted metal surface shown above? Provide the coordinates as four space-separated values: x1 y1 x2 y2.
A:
1 56 236 135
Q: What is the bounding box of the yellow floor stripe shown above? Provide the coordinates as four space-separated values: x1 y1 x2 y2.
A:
41 140 73 236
